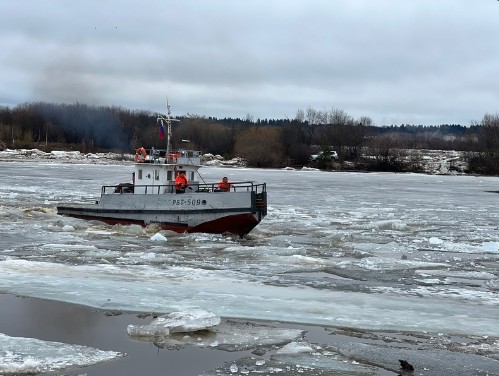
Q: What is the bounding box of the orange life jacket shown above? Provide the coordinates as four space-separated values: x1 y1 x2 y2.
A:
217 179 232 192
175 174 188 190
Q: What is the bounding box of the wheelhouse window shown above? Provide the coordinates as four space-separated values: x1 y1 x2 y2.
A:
138 169 143 180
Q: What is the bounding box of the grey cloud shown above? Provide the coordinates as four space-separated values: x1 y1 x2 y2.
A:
1 0 499 125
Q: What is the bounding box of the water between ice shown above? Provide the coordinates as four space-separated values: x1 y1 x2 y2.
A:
1 161 499 374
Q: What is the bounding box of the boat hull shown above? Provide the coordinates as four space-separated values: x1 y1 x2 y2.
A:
56 210 260 237
57 190 266 237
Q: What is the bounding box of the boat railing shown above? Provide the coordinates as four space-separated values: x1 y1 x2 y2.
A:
104 181 266 195
139 147 202 165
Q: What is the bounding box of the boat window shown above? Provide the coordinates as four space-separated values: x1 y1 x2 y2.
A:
138 169 142 180
167 171 172 181
155 170 160 180
189 171 194 181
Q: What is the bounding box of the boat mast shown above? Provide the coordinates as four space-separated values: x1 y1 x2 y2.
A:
157 99 174 157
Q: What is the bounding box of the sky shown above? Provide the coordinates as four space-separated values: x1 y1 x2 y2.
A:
1 0 498 126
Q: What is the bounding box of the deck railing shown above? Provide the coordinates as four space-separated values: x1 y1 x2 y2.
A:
104 182 266 195
138 147 202 165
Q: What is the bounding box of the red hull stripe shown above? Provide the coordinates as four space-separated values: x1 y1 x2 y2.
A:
61 213 259 237
189 213 258 236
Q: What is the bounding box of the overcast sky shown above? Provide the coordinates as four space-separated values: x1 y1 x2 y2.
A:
1 0 498 126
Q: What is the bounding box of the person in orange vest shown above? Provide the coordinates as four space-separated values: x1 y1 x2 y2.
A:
217 176 233 192
175 171 188 193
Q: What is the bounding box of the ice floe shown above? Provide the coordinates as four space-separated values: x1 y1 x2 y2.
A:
0 333 123 374
128 316 304 352
127 309 221 336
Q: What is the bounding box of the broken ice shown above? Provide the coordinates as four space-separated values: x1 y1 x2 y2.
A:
128 315 304 352
0 333 124 374
127 309 221 337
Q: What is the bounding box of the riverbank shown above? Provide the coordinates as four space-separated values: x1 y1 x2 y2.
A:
0 147 469 175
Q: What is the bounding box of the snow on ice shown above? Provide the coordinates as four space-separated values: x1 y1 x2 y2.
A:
0 333 123 374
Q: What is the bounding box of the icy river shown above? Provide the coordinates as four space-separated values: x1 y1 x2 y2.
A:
1 160 499 375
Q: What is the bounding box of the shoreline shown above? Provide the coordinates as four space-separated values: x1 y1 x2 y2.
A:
0 148 471 175
0 293 253 376
1 293 499 375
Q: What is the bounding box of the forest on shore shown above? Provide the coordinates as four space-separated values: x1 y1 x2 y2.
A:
1 102 499 175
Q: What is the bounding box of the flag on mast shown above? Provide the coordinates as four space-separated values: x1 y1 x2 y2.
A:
159 119 165 140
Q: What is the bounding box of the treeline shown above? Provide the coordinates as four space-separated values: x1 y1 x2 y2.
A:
1 102 499 174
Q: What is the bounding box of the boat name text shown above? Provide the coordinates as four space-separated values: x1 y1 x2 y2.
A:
172 198 207 206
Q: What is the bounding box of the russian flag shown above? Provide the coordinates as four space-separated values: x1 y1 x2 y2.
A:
159 120 165 140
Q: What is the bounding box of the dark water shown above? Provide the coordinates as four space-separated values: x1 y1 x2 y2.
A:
0 294 252 376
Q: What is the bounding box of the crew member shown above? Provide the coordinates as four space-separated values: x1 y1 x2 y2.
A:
175 171 188 193
217 176 233 192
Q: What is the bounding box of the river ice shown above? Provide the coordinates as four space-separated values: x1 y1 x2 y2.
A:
0 333 123 374
1 158 499 374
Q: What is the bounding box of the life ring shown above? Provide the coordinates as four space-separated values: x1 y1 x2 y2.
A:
135 147 147 163
169 152 180 163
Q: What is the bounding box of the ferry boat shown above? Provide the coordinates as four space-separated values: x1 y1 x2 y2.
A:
57 104 267 237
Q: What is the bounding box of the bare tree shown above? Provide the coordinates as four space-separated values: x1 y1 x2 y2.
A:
295 109 305 122
234 126 284 167
468 113 499 174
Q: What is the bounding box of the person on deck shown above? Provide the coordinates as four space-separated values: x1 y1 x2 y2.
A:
175 171 188 193
217 176 233 192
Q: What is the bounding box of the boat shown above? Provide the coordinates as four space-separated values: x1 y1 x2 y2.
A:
57 103 267 237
